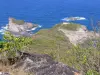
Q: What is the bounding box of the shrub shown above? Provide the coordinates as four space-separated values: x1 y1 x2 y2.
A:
0 32 33 58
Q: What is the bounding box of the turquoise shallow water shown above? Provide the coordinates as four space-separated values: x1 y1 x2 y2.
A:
0 0 100 38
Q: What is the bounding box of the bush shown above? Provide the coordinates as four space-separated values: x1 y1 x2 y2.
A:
0 32 33 58
86 70 99 75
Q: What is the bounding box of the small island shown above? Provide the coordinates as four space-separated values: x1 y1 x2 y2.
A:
7 17 38 36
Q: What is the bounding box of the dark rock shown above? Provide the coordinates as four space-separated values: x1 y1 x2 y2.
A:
14 52 80 75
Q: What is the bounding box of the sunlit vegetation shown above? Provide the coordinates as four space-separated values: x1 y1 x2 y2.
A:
11 18 25 25
0 32 33 58
0 23 100 75
54 23 81 31
27 24 100 75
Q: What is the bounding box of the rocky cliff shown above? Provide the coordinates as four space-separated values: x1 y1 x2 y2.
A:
7 18 37 36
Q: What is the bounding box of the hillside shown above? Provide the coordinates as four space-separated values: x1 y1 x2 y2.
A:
0 22 100 75
27 22 100 75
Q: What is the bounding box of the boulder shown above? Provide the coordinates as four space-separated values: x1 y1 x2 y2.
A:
14 52 80 75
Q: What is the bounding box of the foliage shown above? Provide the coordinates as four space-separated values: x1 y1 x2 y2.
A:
0 41 5 48
0 32 33 58
27 24 100 75
12 18 25 25
66 46 100 74
0 23 100 75
86 70 99 75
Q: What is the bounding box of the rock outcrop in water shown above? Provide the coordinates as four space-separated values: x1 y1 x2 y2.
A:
7 18 37 36
13 51 80 75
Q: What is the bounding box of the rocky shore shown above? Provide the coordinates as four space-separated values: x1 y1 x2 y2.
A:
7 18 38 36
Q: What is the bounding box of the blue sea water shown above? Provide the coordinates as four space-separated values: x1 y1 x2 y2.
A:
0 0 100 38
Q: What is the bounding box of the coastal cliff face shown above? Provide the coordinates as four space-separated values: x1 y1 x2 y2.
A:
7 18 37 36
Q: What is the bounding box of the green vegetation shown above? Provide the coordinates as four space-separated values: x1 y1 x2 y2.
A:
86 70 99 75
0 41 5 48
12 18 25 25
28 29 72 54
29 35 100 75
0 32 33 58
27 23 100 75
56 23 81 31
0 23 100 75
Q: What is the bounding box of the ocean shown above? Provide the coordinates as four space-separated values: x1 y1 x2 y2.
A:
0 0 100 38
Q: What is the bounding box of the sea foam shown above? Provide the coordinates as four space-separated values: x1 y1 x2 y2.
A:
27 25 42 31
0 24 8 35
62 17 86 21
0 24 42 34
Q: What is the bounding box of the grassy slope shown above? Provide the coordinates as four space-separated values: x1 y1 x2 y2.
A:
27 23 85 62
27 23 100 75
27 23 85 65
12 18 25 25
28 26 72 61
60 23 81 31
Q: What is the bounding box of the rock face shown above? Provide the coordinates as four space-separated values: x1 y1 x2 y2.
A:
14 52 80 75
7 18 37 36
59 22 99 45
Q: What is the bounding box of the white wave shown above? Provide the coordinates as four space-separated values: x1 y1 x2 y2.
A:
0 24 8 35
0 29 4 33
62 16 86 21
0 28 5 34
1 24 8 30
27 27 37 31
27 25 42 31
1 32 4 35
38 25 42 28
0 24 42 34
31 27 37 31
